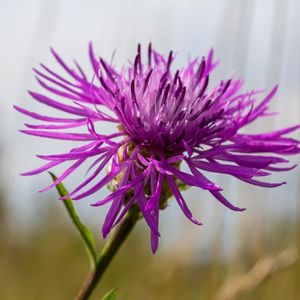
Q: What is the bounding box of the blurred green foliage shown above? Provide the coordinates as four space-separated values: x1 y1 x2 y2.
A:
101 288 118 300
0 193 299 300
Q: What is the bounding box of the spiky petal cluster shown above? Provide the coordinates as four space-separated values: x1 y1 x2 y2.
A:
16 43 300 252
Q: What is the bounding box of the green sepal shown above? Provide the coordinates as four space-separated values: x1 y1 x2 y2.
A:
101 288 118 300
176 179 190 191
49 172 97 270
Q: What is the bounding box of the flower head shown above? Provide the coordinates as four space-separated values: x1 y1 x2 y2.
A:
16 43 300 252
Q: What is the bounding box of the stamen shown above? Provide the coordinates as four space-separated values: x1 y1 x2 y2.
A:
161 83 171 106
143 69 153 94
99 77 115 97
173 70 179 87
100 58 115 82
167 51 173 70
194 58 206 87
197 75 209 98
134 45 142 77
160 71 169 84
156 78 168 102
148 43 152 66
179 87 186 103
130 80 139 108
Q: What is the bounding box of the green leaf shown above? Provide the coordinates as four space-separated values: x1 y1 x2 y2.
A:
101 288 118 300
49 172 97 270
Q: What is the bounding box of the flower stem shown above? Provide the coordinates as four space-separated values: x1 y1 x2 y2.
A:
75 208 140 300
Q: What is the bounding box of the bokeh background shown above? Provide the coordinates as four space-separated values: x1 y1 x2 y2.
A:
1 0 300 299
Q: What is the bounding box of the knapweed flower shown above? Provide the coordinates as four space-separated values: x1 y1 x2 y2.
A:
16 43 300 252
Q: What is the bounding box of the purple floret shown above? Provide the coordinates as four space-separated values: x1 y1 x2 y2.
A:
16 43 300 253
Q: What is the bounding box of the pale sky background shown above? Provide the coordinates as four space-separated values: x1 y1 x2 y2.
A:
1 0 300 256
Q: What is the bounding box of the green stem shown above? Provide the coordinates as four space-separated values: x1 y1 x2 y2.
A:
75 208 139 300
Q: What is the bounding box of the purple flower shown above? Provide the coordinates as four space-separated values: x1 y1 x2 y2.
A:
16 43 300 253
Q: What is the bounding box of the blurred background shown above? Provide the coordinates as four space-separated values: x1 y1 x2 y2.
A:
1 0 300 299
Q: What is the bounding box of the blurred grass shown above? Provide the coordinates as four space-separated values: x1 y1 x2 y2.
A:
0 192 299 300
